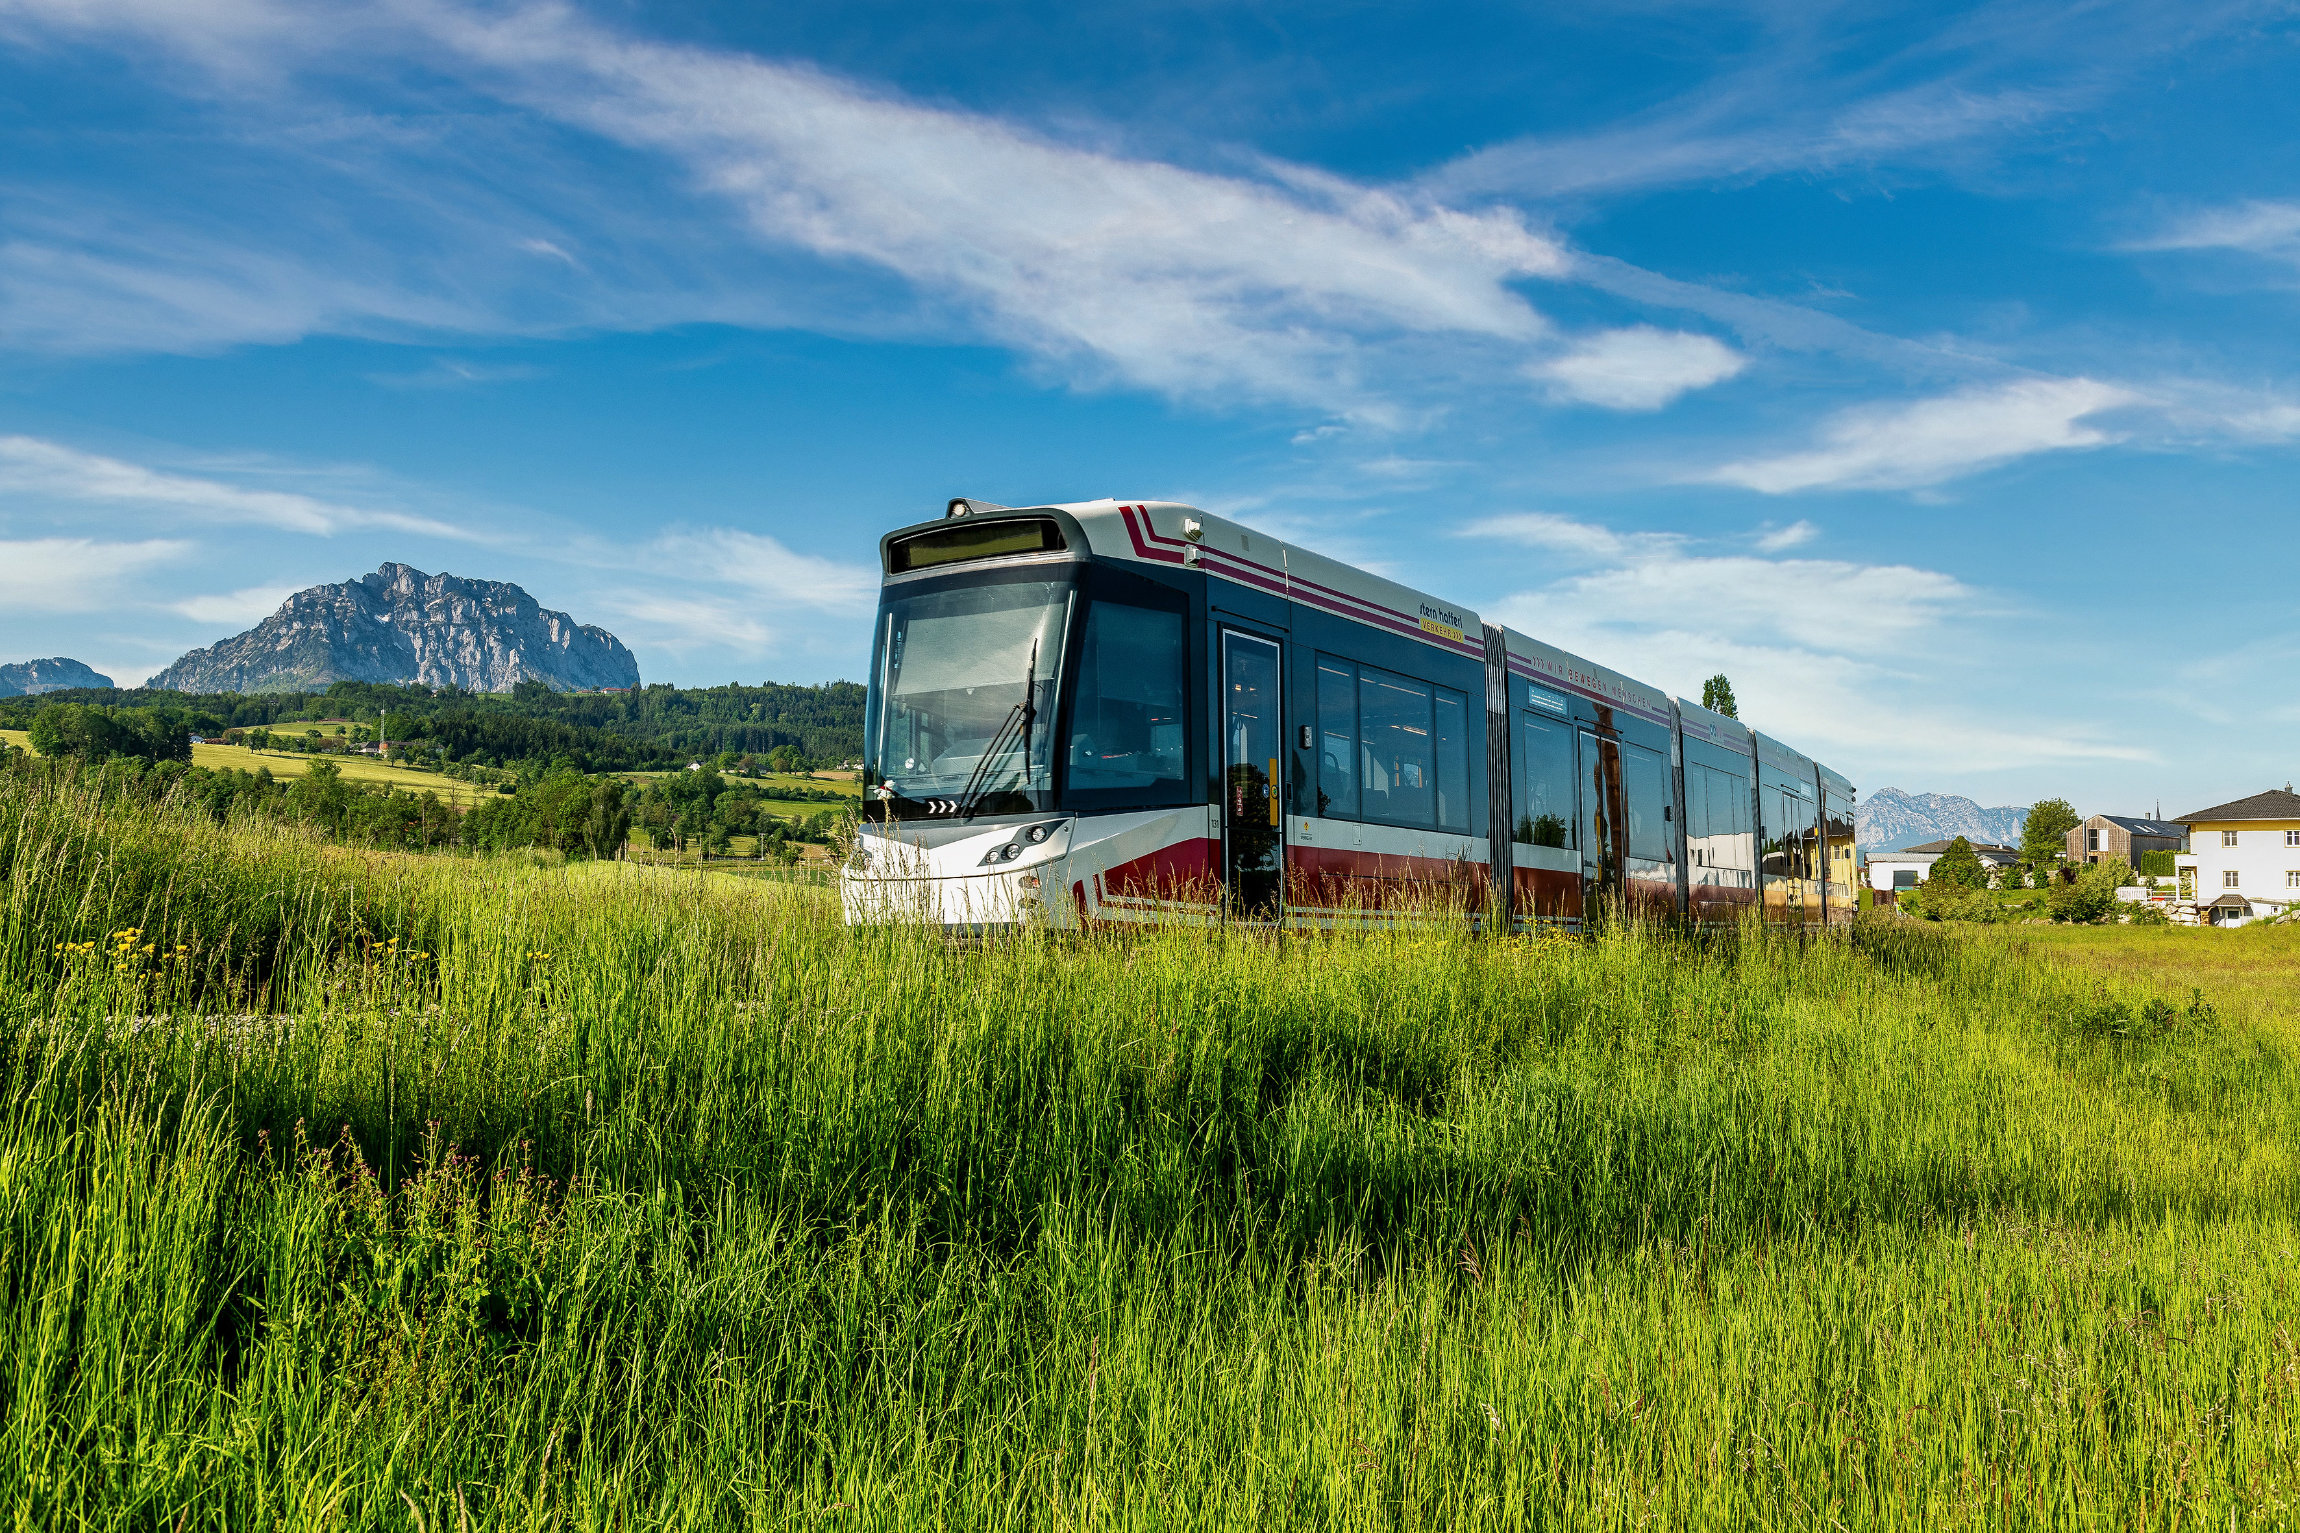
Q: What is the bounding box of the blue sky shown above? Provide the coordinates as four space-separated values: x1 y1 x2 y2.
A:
2 0 2297 812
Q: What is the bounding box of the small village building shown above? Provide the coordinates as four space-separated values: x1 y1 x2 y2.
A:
2065 813 2185 866
1864 840 2022 902
2172 788 2300 926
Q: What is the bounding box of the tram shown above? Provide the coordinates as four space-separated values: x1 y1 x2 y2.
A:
844 497 1856 931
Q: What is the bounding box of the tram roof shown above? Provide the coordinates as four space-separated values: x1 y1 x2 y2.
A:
1676 695 1752 751
1061 499 1487 666
1494 626 1670 726
926 497 1851 793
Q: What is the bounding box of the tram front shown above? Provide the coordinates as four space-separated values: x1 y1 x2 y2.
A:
843 500 1202 930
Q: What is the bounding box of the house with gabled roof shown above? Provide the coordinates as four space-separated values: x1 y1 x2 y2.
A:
1863 839 2021 902
2172 787 2300 926
2065 814 2185 867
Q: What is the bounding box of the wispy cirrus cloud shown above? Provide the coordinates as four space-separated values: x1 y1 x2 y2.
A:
1707 377 2139 493
171 583 304 625
0 535 187 612
0 0 1570 413
2132 199 2300 260
0 435 478 538
643 528 878 614
1428 77 2077 204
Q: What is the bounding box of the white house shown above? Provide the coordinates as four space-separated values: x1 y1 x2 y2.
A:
2172 788 2300 926
1864 839 2022 901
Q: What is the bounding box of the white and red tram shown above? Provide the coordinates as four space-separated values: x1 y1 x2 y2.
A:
843 497 1856 932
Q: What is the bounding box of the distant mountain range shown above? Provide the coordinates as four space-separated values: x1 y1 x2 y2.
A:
149 564 639 695
1856 787 2029 852
0 657 113 696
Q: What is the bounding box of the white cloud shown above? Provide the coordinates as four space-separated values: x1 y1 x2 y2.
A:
423 5 1568 410
1534 326 1745 410
0 537 187 611
1708 377 2139 493
1428 78 2079 203
365 357 545 389
645 528 878 614
1753 520 1818 552
171 583 302 624
1473 512 2144 776
1458 511 1645 560
605 592 776 656
0 0 1570 411
0 435 478 538
2134 200 2300 260
580 525 882 667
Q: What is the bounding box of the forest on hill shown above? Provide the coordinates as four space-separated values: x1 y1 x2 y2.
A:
0 678 866 774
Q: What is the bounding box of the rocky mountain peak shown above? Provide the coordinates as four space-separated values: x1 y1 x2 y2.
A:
0 657 114 697
148 564 639 694
1855 786 2030 852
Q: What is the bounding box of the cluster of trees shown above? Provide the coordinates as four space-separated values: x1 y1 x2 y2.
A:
462 772 634 858
630 766 846 862
5 677 866 776
312 678 864 765
24 703 199 765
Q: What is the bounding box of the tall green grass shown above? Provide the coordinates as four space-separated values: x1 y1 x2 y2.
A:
3 766 2297 1528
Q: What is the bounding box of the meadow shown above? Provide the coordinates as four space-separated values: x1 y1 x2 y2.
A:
1 727 499 808
3 766 2297 1529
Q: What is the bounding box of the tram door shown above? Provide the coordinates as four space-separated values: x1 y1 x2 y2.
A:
1579 730 1624 912
1221 631 1284 917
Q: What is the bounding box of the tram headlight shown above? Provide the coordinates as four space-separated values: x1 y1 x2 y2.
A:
977 820 1065 866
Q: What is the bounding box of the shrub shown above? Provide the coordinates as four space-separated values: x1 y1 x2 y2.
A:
2049 859 2132 923
1929 836 1988 890
1901 879 2002 923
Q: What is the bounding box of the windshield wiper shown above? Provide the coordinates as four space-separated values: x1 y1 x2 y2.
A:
955 639 1038 819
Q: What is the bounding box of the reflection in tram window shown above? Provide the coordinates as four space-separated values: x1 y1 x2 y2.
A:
1315 657 1358 818
1360 669 1435 827
1622 742 1670 862
1065 602 1188 801
1686 763 1752 882
1433 690 1469 832
1515 713 1575 847
1761 784 1818 878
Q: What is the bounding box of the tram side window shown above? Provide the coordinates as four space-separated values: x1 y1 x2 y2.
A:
1622 742 1669 862
1515 713 1575 847
1360 669 1435 827
1065 601 1188 801
1763 787 1814 877
1433 690 1469 832
1690 764 1749 869
1316 657 1358 818
1317 655 1469 831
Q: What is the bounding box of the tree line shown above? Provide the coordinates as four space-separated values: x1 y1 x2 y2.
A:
0 745 849 864
2 676 866 767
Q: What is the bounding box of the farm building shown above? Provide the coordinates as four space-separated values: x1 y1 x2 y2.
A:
2065 813 2185 866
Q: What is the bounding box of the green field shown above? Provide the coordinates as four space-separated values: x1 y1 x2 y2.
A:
3 767 2297 1527
4 727 501 808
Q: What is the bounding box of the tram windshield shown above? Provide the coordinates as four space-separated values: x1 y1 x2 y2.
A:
868 576 1073 819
